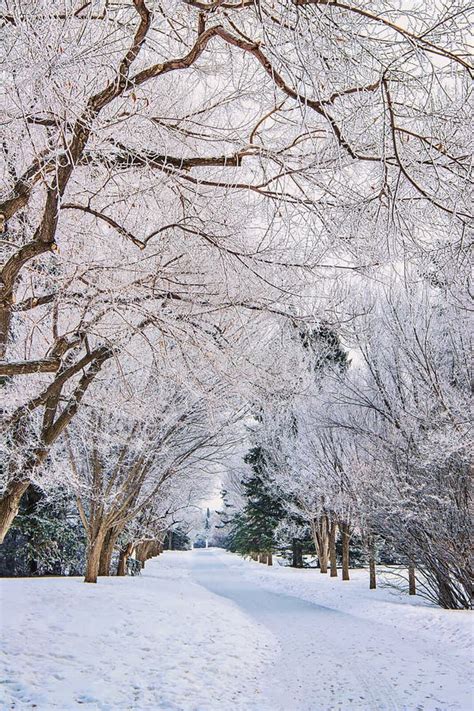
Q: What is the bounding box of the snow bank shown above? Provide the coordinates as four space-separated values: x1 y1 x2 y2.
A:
0 552 275 710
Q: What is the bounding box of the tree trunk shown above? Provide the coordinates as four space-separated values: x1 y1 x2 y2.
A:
341 521 350 581
117 542 134 576
408 564 416 595
85 528 107 583
0 480 30 543
311 515 330 574
329 521 338 577
135 540 155 568
435 569 457 608
98 529 118 576
135 542 147 568
267 553 273 566
368 537 376 590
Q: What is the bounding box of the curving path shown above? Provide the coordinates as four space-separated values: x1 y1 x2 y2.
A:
190 549 472 711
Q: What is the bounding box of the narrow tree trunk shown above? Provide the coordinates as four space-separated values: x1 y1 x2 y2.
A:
368 537 376 589
0 480 30 543
319 515 329 573
85 528 107 583
267 553 273 566
341 522 350 581
408 564 416 595
311 515 330 573
329 521 338 577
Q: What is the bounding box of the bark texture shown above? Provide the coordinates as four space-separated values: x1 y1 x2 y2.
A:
329 521 338 577
85 528 107 583
98 529 119 576
369 540 377 590
0 480 31 544
341 521 351 581
312 514 330 574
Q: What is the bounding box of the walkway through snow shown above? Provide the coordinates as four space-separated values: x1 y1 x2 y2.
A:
1 549 472 710
190 550 473 711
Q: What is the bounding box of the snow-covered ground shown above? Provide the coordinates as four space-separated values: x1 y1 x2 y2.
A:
0 552 275 710
225 552 473 660
1 549 472 710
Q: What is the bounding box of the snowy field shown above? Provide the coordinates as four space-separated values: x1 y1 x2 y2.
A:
1 549 472 711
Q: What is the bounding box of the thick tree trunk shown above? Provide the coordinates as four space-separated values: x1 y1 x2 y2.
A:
117 549 127 577
368 538 376 590
98 529 118 576
135 540 156 568
0 480 30 543
408 564 416 595
117 542 134 576
329 521 338 577
85 528 107 583
341 522 350 581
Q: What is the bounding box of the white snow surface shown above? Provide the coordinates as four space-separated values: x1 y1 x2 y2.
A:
1 549 473 711
0 552 275 710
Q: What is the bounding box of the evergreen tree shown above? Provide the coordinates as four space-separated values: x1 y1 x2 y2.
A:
0 487 86 576
219 325 349 565
217 447 285 556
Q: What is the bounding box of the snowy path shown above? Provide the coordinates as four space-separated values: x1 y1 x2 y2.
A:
190 549 473 711
1 549 472 710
